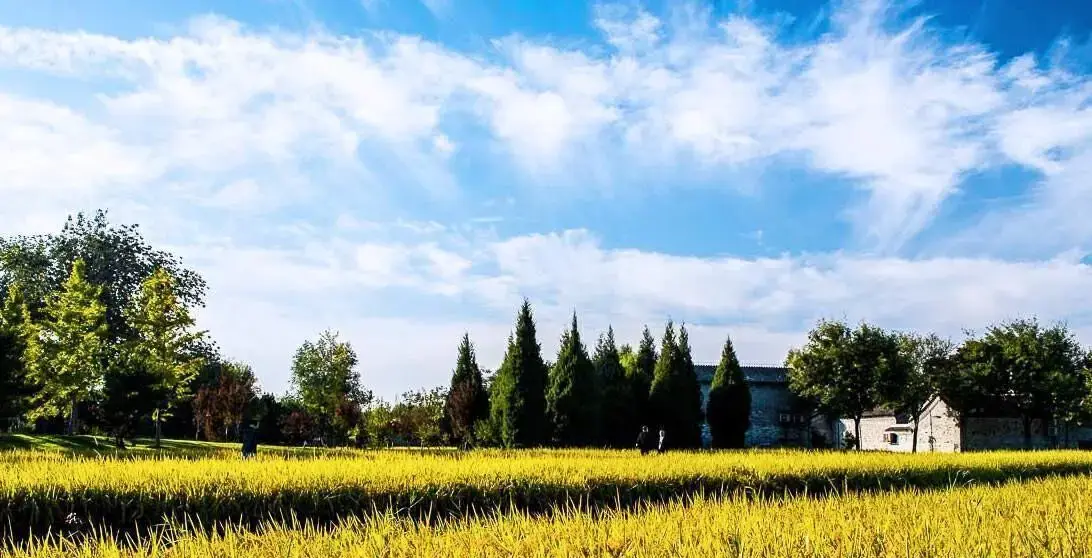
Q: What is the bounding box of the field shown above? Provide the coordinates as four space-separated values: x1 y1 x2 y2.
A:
5 437 1092 556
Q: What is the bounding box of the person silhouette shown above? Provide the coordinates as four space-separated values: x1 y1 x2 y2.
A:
636 425 652 455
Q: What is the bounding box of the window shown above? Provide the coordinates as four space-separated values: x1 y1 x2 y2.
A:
885 433 899 445
779 413 791 424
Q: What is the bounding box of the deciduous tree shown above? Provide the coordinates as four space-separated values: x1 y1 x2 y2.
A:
290 330 371 443
27 259 108 435
127 268 206 447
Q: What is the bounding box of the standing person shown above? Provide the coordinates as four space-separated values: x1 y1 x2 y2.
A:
657 428 666 454
241 424 258 459
636 425 651 455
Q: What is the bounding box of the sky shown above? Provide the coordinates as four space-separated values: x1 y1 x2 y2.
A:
3 0 1092 400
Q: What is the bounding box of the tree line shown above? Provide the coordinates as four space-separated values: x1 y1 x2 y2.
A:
441 302 751 450
5 212 1091 452
787 319 1092 451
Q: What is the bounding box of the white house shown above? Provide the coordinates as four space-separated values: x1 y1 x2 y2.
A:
835 397 1092 452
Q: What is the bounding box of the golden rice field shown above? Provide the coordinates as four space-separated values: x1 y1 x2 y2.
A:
7 474 1092 557
6 447 1092 542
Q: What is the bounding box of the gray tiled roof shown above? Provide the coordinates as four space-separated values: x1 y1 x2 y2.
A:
694 365 789 385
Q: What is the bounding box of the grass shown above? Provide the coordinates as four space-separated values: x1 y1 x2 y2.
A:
6 474 1092 557
7 446 1092 540
0 434 245 456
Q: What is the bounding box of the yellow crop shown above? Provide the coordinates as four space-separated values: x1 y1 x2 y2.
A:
6 448 1092 541
8 474 1092 557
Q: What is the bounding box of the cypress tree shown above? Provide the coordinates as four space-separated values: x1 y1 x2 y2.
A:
675 324 705 447
649 321 704 449
444 333 489 447
594 326 633 448
547 313 599 446
491 299 548 447
706 334 751 448
629 326 657 428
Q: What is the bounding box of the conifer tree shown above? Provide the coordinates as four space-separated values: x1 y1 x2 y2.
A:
594 326 633 447
490 299 549 447
546 313 599 446
648 321 704 449
27 259 108 434
706 334 751 448
629 326 657 427
127 268 206 447
444 333 489 447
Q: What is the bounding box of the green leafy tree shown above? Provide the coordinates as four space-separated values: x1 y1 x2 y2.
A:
443 333 489 447
891 333 952 452
27 259 109 435
0 211 206 342
787 320 899 449
706 334 751 449
100 355 164 448
648 322 704 449
290 330 371 444
126 268 207 447
490 300 549 447
0 285 34 426
546 313 599 446
629 326 657 427
595 327 634 448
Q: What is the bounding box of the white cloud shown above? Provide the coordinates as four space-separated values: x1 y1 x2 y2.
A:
3 1 1092 398
178 227 1092 398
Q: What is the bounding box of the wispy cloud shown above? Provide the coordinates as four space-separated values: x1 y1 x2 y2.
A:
2 1 1092 396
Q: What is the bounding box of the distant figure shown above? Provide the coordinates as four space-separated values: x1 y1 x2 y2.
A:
657 428 666 454
636 425 652 455
241 425 258 458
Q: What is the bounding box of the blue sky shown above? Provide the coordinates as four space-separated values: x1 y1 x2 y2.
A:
2 0 1092 399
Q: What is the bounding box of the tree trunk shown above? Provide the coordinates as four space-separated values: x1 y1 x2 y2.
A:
912 418 919 453
67 397 78 436
853 416 862 450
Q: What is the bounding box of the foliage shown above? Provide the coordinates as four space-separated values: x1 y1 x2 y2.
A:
490 300 549 448
25 259 109 434
0 285 33 425
443 334 488 447
126 268 207 446
99 356 164 448
192 361 259 442
364 387 448 447
0 210 206 342
787 320 900 447
290 330 370 443
706 335 750 449
630 326 657 427
546 313 599 446
647 322 704 449
891 333 953 452
594 327 634 448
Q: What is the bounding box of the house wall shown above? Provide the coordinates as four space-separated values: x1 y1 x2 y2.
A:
835 399 961 452
699 381 809 448
915 398 960 452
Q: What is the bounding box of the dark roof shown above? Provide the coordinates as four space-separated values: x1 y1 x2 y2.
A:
695 365 789 385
